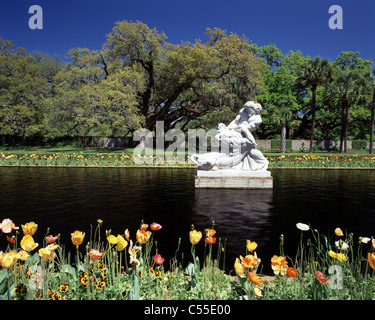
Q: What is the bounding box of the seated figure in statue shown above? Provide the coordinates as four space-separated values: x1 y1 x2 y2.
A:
227 100 259 147
191 101 269 171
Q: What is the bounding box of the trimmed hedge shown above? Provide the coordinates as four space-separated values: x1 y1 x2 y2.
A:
271 139 292 151
352 140 368 150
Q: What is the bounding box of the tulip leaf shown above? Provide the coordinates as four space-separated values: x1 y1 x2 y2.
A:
186 262 195 275
128 272 140 300
26 252 40 265
60 265 78 281
76 264 86 273
0 268 7 284
195 256 201 272
0 271 8 295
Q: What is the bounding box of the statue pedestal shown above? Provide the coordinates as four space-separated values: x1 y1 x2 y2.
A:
195 169 273 189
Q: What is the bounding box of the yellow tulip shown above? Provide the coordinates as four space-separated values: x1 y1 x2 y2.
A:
336 253 348 262
16 250 30 261
71 231 85 246
247 240 258 252
20 235 39 252
107 235 118 245
234 257 245 276
1 250 17 269
107 235 128 251
189 230 202 245
39 248 54 260
21 222 38 236
39 244 60 260
334 228 344 237
329 250 347 262
116 235 128 251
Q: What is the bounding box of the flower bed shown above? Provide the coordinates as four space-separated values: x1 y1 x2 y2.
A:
1 151 375 168
0 218 374 300
267 154 375 168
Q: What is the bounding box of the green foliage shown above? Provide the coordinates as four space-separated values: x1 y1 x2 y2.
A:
0 39 49 137
1 216 375 300
0 25 374 150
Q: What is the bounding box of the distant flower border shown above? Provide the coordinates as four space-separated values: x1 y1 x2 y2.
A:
0 151 374 169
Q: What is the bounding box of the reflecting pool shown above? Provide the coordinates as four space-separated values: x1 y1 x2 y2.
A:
1 167 374 274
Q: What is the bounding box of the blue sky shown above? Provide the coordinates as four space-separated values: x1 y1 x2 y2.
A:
0 0 374 64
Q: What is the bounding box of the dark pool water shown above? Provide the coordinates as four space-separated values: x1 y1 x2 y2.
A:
1 167 374 274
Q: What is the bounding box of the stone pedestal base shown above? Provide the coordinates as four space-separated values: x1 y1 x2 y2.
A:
195 169 273 189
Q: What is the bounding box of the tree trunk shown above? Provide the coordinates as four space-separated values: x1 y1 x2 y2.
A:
370 87 375 154
344 105 350 153
339 99 349 153
309 86 317 153
280 125 286 153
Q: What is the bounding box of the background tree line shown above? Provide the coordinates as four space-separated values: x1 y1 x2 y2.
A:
0 20 374 153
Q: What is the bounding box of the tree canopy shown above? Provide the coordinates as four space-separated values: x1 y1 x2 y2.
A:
0 21 374 153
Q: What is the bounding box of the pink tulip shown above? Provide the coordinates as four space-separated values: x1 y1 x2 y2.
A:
315 270 329 284
150 222 162 231
46 235 59 243
89 249 104 260
0 219 19 233
153 254 165 265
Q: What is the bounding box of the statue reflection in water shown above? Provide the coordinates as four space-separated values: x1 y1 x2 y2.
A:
192 188 273 271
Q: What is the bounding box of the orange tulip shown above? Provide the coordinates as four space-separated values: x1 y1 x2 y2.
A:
205 237 216 244
286 267 298 278
136 229 151 244
71 231 85 246
271 255 288 275
271 255 287 266
368 252 375 270
205 229 216 237
6 236 16 244
248 271 263 285
240 254 261 270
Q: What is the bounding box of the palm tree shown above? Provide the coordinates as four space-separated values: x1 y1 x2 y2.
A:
296 57 335 153
270 106 298 153
325 70 372 153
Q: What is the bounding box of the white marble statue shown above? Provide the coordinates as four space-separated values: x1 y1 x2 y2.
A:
191 101 269 171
